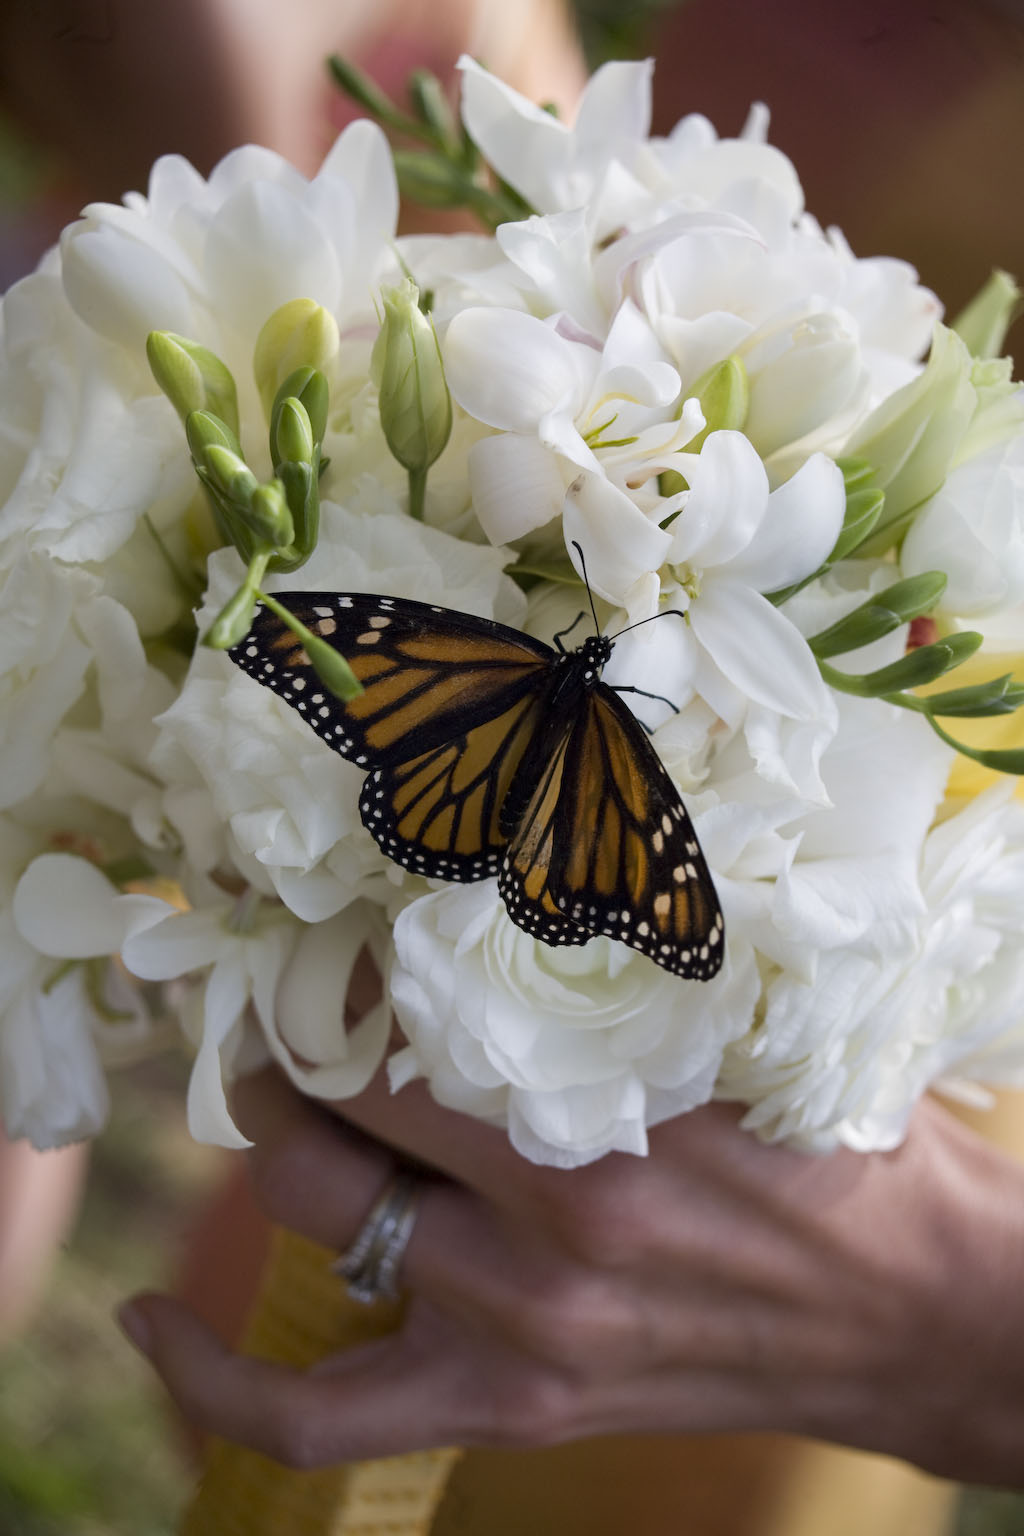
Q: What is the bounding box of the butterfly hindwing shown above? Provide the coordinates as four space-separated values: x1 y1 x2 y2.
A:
360 689 544 879
498 719 593 946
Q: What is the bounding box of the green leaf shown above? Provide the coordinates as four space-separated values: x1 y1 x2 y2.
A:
819 630 983 696
807 572 947 659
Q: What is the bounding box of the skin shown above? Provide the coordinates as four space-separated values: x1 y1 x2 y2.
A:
118 1062 1024 1486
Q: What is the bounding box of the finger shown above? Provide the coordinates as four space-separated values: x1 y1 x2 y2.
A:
116 1293 473 1465
231 1066 485 1296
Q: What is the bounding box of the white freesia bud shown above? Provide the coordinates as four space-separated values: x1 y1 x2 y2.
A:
372 279 452 475
254 299 340 424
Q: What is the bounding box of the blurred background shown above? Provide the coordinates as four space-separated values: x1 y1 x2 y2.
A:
1 0 1023 1530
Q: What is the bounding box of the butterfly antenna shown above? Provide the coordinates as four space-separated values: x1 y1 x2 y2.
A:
570 541 602 637
612 608 688 641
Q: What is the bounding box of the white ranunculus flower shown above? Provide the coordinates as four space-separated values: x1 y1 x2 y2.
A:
900 430 1024 619
388 880 759 1167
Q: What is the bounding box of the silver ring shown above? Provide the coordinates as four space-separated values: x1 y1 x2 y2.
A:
330 1170 421 1305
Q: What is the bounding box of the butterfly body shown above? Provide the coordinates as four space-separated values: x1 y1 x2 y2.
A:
230 592 724 980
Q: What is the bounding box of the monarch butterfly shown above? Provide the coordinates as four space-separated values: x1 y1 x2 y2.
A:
229 588 724 980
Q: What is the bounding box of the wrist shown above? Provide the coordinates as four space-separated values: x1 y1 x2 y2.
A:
844 1104 1024 1484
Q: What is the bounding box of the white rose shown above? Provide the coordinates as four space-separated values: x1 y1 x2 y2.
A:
388 881 759 1168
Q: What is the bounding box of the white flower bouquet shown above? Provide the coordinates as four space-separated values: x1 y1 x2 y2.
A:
2 54 1023 1189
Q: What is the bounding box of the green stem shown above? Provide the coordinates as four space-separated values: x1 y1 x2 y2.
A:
408 466 427 521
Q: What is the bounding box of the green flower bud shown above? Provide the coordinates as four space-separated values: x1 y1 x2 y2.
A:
204 584 259 650
272 396 315 468
254 300 339 424
951 269 1021 360
372 278 452 475
688 356 750 445
185 408 244 463
820 630 983 697
256 591 363 700
204 444 258 508
271 368 329 463
808 572 947 660
409 69 460 153
147 331 240 434
659 358 749 497
247 481 295 548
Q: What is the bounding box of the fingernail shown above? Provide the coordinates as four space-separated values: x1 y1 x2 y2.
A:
116 1300 154 1358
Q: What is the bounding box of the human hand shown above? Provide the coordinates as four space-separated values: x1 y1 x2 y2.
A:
117 1065 1024 1486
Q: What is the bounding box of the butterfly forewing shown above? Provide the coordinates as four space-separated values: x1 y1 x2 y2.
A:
231 593 553 768
546 686 724 980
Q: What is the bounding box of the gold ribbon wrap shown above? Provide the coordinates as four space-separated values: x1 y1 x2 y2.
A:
179 1227 461 1536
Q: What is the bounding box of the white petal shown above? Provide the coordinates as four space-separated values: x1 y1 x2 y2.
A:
496 210 605 337
469 432 567 543
203 182 343 332
728 452 845 591
14 855 172 959
670 430 769 568
690 577 831 719
573 59 653 152
186 956 253 1148
444 309 589 431
318 119 398 255
458 56 574 213
563 471 672 606
121 906 231 979
60 223 192 351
